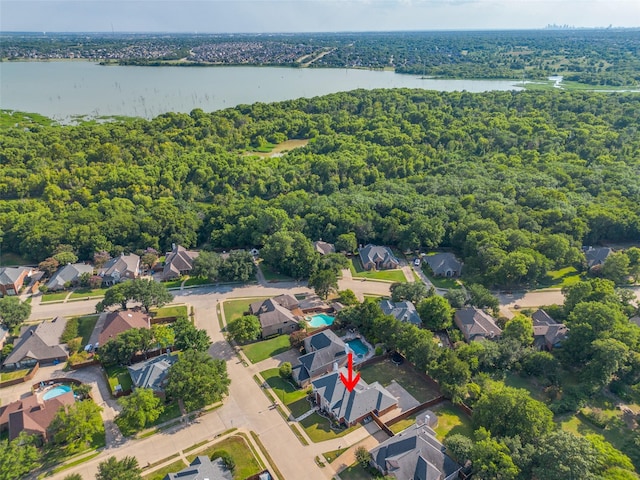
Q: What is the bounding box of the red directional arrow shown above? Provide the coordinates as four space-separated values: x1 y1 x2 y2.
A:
340 352 361 392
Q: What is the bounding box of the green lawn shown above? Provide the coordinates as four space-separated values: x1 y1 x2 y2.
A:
339 463 383 480
143 459 187 480
151 305 188 319
222 297 268 324
0 368 31 382
323 447 348 464
350 258 407 283
76 315 99 346
151 401 182 426
105 365 134 394
260 368 309 415
431 402 474 441
260 263 294 282
299 412 360 443
69 287 109 299
185 435 262 480
183 276 212 287
420 264 462 289
358 358 441 403
541 266 583 288
41 291 68 302
242 335 291 364
163 278 184 289
504 373 547 402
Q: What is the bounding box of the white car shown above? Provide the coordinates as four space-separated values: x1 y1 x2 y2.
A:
414 258 421 266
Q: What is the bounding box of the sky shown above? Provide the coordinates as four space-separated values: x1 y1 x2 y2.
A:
1 0 639 33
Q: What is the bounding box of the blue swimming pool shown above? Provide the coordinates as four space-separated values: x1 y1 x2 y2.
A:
346 339 369 356
42 384 72 401
307 313 335 328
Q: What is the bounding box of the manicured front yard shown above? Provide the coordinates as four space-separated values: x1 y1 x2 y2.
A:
358 358 441 403
541 266 583 288
259 263 293 282
421 264 462 289
339 463 385 480
69 287 109 299
242 335 291 363
183 276 213 287
41 291 68 302
260 368 310 416
143 459 187 480
222 297 269 325
185 435 262 480
323 447 348 464
105 365 134 394
299 412 360 443
151 304 188 319
76 314 99 346
350 258 407 283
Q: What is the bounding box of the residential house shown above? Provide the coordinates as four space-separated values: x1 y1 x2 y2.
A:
584 246 613 269
128 354 178 395
250 294 302 338
0 391 75 442
313 241 335 256
370 422 463 480
359 245 400 271
0 266 32 296
298 294 331 314
98 310 151 346
292 330 348 387
98 253 140 285
454 307 502 342
0 325 8 349
380 299 421 326
532 309 568 351
162 244 199 280
2 317 68 369
164 456 232 480
423 253 463 278
45 263 93 291
312 368 397 427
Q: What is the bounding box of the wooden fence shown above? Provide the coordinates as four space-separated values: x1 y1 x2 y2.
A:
0 362 39 388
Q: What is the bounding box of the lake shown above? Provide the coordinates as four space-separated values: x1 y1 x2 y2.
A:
0 61 524 120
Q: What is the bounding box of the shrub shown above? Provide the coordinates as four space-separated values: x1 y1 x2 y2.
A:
279 362 292 379
374 346 383 356
67 337 82 354
212 450 235 472
60 318 79 343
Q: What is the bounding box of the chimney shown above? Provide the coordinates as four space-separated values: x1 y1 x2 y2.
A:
333 362 338 372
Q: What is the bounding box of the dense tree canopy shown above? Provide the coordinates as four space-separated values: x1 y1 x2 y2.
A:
0 296 31 331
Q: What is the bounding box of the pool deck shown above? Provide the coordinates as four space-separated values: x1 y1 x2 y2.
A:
341 332 375 364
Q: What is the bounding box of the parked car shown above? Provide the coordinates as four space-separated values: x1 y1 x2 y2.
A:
414 258 421 266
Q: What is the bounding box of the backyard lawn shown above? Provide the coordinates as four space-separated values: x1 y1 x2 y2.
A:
185 435 263 480
358 359 441 403
260 368 309 416
299 412 360 443
242 335 290 363
105 365 133 394
350 258 406 283
222 297 268 325
69 287 109 299
431 402 474 441
41 291 68 302
0 368 31 382
151 305 188 319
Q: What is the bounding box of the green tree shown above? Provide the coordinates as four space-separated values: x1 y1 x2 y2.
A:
444 289 467 308
227 315 261 343
172 317 211 351
532 431 600 480
444 434 474 464
129 279 173 312
467 283 499 314
261 231 319 279
337 289 359 306
116 388 164 433
165 350 230 411
391 281 429 304
335 233 357 254
0 433 40 480
625 247 640 282
38 257 59 276
96 456 142 480
471 428 519 480
96 282 129 311
0 296 31 330
191 250 222 282
219 250 256 282
53 251 78 265
279 361 292 379
600 252 630 284
152 323 175 351
418 295 453 330
49 400 104 453
308 268 338 299
581 338 629 389
355 446 370 466
429 349 471 403
503 314 534 346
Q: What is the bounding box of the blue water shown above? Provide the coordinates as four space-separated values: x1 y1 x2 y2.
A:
307 314 335 328
42 384 72 401
347 339 369 356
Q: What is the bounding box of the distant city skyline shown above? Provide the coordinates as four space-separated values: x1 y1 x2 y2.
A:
1 0 639 33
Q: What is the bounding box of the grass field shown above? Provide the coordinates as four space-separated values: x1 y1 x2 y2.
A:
242 335 291 364
183 276 213 287
504 373 547 402
299 412 360 443
0 368 31 382
185 435 262 480
350 258 407 283
338 463 377 480
541 266 583 288
105 365 133 394
223 297 268 324
69 287 109 299
323 447 348 464
260 263 293 282
260 368 309 415
41 291 68 302
76 314 99 346
431 402 474 441
152 305 188 319
420 263 462 289
143 459 187 480
358 358 441 403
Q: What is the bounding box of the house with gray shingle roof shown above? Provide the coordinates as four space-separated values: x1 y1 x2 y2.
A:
98 253 140 285
128 354 178 394
313 241 335 256
584 246 613 269
423 253 463 278
164 456 232 480
292 330 348 387
312 368 397 427
250 295 301 338
46 263 93 291
370 422 462 480
0 266 33 296
532 309 568 351
380 300 422 326
359 245 400 271
3 317 68 369
454 307 501 342
162 245 199 280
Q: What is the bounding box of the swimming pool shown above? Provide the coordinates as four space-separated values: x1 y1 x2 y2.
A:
307 314 335 328
346 339 369 357
42 384 72 401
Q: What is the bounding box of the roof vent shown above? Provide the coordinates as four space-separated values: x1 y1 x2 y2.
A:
128 314 133 318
